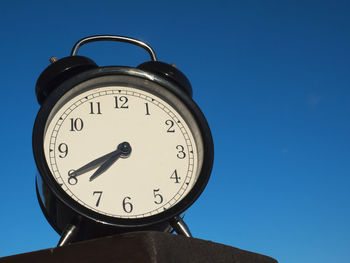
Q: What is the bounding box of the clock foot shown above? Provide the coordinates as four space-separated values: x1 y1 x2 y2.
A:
57 224 78 247
170 216 192 237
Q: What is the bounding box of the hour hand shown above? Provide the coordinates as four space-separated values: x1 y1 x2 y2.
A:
89 142 132 181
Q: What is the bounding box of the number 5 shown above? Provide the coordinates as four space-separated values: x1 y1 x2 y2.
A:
153 189 163 204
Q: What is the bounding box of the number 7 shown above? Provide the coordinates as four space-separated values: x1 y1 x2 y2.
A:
93 191 103 207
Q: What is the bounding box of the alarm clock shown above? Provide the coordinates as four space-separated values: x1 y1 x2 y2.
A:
33 35 214 246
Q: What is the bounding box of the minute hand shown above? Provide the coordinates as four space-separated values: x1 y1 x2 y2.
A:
73 149 121 177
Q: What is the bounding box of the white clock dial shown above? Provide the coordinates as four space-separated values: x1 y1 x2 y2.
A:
43 84 203 219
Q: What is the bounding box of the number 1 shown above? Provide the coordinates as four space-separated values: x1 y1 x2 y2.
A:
145 103 150 115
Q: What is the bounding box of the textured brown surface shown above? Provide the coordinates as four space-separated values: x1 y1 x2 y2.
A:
1 231 278 263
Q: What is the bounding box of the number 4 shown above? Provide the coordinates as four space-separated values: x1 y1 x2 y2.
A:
170 169 181 183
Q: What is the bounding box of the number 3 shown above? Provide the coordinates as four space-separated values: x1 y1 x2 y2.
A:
176 145 186 159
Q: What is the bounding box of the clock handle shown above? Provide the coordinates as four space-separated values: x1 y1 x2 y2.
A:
170 216 193 237
70 35 193 97
70 35 157 61
57 224 79 247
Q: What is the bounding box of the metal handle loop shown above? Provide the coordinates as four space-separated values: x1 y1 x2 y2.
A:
70 35 157 61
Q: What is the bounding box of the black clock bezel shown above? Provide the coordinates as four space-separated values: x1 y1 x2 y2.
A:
33 66 214 230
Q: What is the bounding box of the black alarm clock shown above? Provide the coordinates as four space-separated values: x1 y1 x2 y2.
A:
33 35 214 246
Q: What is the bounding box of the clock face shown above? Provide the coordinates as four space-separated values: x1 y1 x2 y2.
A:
42 75 204 219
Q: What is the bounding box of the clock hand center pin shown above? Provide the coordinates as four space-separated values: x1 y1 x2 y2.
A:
118 141 132 158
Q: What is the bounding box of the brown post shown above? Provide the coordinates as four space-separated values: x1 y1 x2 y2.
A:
1 231 277 263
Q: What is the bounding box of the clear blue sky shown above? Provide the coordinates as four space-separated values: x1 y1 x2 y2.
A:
1 1 349 262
